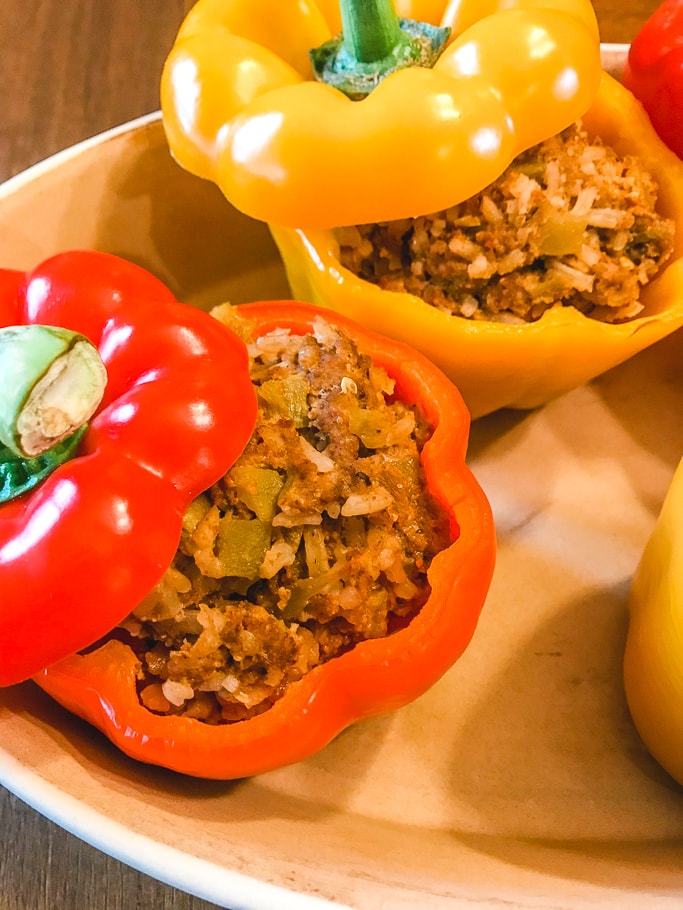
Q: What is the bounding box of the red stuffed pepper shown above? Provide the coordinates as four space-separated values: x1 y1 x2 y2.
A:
29 294 495 780
0 251 256 686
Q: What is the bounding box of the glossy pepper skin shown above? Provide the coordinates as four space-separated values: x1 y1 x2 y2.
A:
622 0 683 159
161 0 601 228
624 459 683 785
270 73 683 419
35 302 496 780
0 251 257 687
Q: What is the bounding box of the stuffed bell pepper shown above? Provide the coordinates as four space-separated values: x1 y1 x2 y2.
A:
1 251 495 780
161 0 683 418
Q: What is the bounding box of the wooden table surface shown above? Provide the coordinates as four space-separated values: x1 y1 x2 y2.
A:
0 1 667 908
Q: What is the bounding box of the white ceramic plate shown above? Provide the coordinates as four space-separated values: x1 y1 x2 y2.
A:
2 46 683 910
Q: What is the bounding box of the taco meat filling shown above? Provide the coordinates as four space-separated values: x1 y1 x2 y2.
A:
335 123 675 324
119 316 451 724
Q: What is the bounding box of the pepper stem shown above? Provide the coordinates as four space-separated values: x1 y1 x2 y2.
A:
0 325 107 502
0 325 107 457
0 427 87 503
340 0 406 64
310 0 450 100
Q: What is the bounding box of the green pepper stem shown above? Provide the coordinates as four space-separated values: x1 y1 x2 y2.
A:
0 426 87 504
339 0 406 64
0 325 107 457
310 1 450 100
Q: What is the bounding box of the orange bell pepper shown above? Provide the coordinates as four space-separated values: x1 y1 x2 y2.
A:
35 301 495 780
161 0 601 228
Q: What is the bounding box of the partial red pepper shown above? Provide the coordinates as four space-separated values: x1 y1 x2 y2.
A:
622 0 683 158
35 301 495 780
0 251 257 686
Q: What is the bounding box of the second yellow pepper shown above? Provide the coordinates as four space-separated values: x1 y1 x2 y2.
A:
624 458 683 786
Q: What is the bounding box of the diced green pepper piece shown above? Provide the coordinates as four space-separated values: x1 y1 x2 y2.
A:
383 450 419 481
280 565 344 621
258 375 309 427
514 159 546 180
182 493 212 536
230 465 285 522
217 517 271 579
348 406 391 448
526 273 574 299
537 213 588 256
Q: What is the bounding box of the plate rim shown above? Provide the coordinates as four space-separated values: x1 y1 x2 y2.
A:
0 739 348 910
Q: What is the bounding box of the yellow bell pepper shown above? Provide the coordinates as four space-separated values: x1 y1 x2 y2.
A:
270 73 683 417
161 0 601 228
624 459 683 786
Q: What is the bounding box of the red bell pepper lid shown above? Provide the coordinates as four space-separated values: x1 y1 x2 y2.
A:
0 251 257 686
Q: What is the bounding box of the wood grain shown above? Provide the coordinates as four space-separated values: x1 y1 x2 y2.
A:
0 0 196 181
0 0 670 907
592 0 663 43
1 789 222 910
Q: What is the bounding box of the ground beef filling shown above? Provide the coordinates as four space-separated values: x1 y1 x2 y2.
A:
335 123 675 324
120 318 450 724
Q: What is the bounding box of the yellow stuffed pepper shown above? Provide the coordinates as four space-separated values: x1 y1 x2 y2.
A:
624 459 683 786
162 0 683 418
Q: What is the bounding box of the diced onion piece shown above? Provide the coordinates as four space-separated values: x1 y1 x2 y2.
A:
341 486 393 517
299 436 334 472
161 679 195 706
